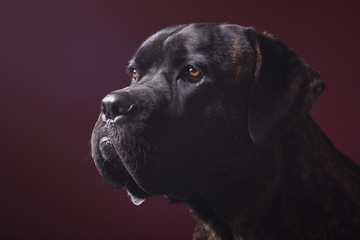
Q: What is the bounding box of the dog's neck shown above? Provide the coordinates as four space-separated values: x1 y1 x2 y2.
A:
187 114 360 240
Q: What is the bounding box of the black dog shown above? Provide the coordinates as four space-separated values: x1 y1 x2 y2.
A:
91 23 360 240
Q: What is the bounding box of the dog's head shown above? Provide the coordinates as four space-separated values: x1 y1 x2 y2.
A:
91 23 324 204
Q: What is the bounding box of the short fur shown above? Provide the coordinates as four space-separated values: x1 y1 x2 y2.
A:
91 23 360 240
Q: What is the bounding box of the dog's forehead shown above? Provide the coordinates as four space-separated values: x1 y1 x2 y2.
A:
130 24 252 72
131 24 212 67
141 24 215 50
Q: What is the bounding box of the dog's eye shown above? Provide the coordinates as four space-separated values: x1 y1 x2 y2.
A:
130 68 138 81
184 66 204 82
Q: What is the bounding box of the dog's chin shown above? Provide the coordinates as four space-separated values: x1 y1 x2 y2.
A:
95 137 151 205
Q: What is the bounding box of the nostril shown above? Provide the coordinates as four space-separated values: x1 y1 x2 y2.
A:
113 103 137 119
121 104 136 115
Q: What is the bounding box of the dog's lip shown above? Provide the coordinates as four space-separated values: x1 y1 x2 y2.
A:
99 137 114 161
99 136 110 145
99 136 112 150
97 136 152 202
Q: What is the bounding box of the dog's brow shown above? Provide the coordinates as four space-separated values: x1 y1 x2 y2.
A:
128 59 135 68
186 54 209 64
131 28 190 73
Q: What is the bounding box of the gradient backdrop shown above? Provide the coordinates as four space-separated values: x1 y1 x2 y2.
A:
1 0 359 239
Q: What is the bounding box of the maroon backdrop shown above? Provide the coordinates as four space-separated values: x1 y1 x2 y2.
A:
1 0 359 239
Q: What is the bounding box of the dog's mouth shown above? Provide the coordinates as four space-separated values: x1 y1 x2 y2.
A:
91 110 205 204
93 135 151 205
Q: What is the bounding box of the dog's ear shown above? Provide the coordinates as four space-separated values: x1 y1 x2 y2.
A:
246 29 324 145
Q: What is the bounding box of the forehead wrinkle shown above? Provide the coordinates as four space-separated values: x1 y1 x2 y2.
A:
163 24 200 46
164 26 213 68
139 25 185 50
162 33 188 68
132 26 187 71
163 23 215 54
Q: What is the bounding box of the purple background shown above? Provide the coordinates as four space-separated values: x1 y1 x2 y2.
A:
1 0 359 239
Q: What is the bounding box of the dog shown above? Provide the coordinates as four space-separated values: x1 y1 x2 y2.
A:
91 23 360 239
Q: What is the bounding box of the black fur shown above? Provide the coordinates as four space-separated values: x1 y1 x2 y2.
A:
91 23 360 240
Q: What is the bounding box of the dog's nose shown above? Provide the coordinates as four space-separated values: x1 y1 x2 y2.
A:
101 92 137 121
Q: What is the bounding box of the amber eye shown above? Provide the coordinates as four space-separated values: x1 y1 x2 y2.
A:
130 68 137 81
185 66 204 82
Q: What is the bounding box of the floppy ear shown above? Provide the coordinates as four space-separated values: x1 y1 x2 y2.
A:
246 29 325 145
